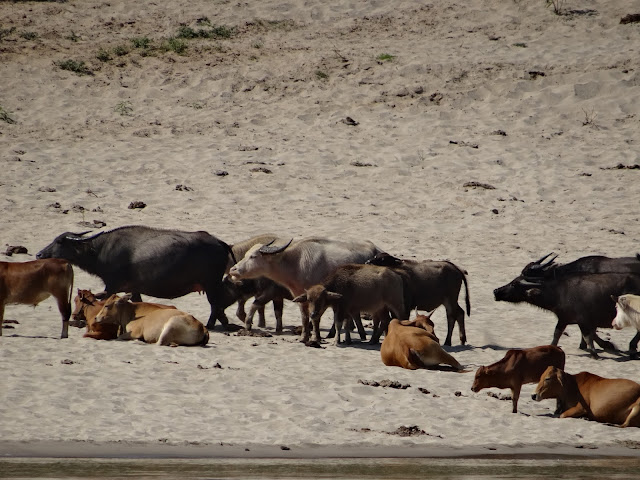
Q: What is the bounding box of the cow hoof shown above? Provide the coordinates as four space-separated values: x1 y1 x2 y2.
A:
629 351 639 360
306 340 322 348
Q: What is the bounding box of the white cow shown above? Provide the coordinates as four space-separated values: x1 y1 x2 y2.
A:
612 294 640 359
229 237 383 344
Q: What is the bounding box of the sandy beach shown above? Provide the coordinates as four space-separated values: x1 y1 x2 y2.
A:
1 0 640 459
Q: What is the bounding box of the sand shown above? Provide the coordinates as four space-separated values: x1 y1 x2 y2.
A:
1 0 640 459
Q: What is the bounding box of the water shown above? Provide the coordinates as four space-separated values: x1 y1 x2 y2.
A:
2 457 640 479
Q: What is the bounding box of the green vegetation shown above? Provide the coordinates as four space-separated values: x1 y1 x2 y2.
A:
20 31 38 40
161 37 187 55
513 42 527 48
376 53 395 62
55 59 93 76
0 105 16 124
315 70 329 80
114 101 133 116
112 44 130 56
0 27 16 41
176 24 235 40
131 37 152 49
96 48 112 62
66 31 80 42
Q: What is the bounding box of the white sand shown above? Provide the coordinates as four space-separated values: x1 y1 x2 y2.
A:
1 0 640 458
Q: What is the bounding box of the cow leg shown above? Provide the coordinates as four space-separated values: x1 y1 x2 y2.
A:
272 298 284 333
257 305 267 328
333 308 344 346
299 302 311 343
353 313 366 340
0 303 4 336
551 322 566 347
510 384 521 414
326 323 336 339
369 311 390 344
205 287 230 330
628 332 640 360
235 298 247 323
580 329 600 359
245 303 258 330
621 400 640 427
592 332 617 353
55 294 71 339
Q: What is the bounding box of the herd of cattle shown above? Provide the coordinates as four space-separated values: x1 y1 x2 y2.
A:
1 225 639 428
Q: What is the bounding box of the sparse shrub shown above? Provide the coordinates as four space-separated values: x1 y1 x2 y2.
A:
546 0 565 15
96 48 112 62
162 37 187 54
0 27 16 41
252 41 263 49
20 31 38 40
315 70 328 80
131 36 151 49
0 105 16 124
177 24 235 40
55 59 93 76
177 26 199 39
112 44 129 56
377 53 394 62
66 31 80 42
582 108 598 127
513 42 527 48
114 101 133 116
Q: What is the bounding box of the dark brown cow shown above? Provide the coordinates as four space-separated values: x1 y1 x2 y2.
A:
532 366 640 427
471 345 565 413
0 259 73 338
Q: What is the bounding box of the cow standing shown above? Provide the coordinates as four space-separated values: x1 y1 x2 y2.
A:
293 264 407 345
367 252 470 346
229 236 383 344
36 226 233 331
0 259 73 338
494 253 640 358
471 345 565 413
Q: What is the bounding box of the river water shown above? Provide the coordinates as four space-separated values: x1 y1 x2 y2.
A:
2 457 640 479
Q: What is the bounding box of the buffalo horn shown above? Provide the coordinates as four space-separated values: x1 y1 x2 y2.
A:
64 231 92 241
259 238 293 255
520 278 543 287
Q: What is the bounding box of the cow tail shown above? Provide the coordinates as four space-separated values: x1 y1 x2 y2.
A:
447 261 471 317
67 263 74 307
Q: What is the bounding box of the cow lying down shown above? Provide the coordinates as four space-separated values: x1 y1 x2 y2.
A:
381 318 463 371
94 294 208 346
72 289 176 341
471 345 565 413
532 366 640 428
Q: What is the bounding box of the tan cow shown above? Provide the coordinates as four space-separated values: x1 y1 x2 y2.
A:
380 319 463 370
399 312 439 343
471 345 565 413
72 289 176 340
94 294 208 346
532 366 640 427
0 259 73 338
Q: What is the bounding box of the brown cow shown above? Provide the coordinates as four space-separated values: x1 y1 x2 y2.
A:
471 345 565 413
532 366 640 427
94 294 208 346
0 259 73 338
380 319 463 370
72 289 176 340
399 312 439 343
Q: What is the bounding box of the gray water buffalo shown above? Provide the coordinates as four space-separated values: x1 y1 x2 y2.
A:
494 253 640 358
228 236 383 344
36 226 234 330
293 263 407 345
366 252 470 346
1 259 74 338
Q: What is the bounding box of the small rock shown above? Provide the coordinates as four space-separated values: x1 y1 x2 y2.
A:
175 184 193 191
61 359 76 365
463 181 496 190
38 186 57 192
620 14 640 24
280 445 290 451
350 161 375 167
491 209 499 214
128 201 146 209
342 116 359 126
214 170 229 177
491 130 507 136
250 167 272 174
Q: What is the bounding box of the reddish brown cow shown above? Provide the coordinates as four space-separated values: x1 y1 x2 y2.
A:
0 259 73 338
471 345 565 413
533 366 640 427
399 312 439 343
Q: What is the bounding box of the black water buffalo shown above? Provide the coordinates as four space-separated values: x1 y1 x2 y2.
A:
366 252 470 346
36 225 234 330
494 253 640 359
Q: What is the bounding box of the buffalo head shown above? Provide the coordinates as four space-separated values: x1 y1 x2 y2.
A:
366 252 404 267
494 254 557 303
36 231 92 260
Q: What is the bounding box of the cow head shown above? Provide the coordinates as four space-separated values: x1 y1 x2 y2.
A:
229 239 293 280
531 366 564 401
71 289 97 325
94 293 134 325
399 312 439 342
494 254 557 304
293 285 341 321
612 294 640 330
470 366 493 392
36 231 92 260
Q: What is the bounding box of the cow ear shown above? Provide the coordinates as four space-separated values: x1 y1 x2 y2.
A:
327 292 342 301
292 293 307 303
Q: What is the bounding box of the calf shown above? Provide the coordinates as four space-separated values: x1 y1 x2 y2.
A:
94 294 207 346
0 259 73 338
381 319 463 370
471 345 565 413
399 312 439 343
72 289 176 340
532 366 640 427
293 264 406 345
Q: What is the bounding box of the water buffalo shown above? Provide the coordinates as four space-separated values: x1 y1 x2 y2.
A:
494 253 640 358
36 226 234 330
366 252 470 346
228 236 383 344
